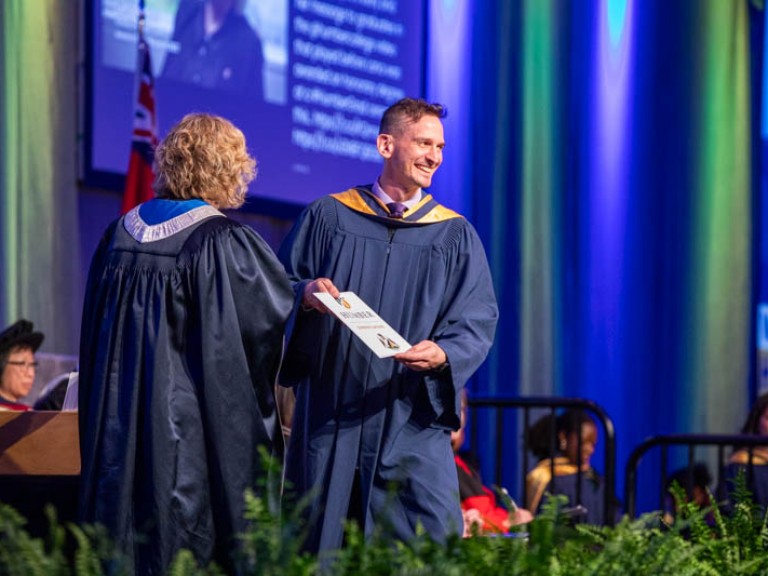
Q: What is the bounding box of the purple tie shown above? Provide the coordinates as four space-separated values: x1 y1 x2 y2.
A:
386 202 407 219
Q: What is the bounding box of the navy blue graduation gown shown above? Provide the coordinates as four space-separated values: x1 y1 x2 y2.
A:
278 187 499 552
721 449 768 511
526 457 609 525
78 202 294 575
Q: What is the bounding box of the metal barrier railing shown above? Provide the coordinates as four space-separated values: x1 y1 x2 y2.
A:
624 434 768 518
467 396 616 526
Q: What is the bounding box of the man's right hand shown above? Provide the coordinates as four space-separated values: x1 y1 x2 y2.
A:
301 278 340 313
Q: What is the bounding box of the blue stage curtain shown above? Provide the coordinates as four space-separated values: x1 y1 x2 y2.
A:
464 0 761 513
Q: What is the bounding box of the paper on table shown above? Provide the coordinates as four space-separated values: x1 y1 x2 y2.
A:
313 291 412 358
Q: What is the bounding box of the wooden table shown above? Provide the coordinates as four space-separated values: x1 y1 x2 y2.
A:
0 411 80 536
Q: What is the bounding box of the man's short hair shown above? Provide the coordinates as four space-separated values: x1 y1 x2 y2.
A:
379 97 447 135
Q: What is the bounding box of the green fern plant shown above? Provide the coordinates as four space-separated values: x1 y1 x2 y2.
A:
689 471 768 574
234 447 317 576
8 468 768 575
0 504 70 576
165 549 224 576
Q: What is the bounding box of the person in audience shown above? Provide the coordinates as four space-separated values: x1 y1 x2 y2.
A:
0 319 44 412
721 392 768 510
77 113 294 575
452 390 533 535
663 462 714 526
525 409 613 524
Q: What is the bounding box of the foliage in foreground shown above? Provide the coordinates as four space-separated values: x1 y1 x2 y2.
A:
3 477 768 575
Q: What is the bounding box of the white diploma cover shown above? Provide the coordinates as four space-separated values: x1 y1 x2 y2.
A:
314 292 412 358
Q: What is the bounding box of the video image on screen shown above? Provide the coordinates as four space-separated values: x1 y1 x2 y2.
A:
86 0 426 211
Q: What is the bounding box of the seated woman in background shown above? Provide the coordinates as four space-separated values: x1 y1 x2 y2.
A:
663 462 715 526
525 409 612 524
0 319 44 411
453 390 533 535
721 392 768 510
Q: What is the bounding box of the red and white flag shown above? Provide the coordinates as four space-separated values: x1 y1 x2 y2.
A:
121 27 158 214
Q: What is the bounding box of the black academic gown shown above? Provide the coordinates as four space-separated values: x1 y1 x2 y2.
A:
279 187 499 553
78 204 294 575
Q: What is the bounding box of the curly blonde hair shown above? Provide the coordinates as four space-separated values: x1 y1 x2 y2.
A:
153 113 256 209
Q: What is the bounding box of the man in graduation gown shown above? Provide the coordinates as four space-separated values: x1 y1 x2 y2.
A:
78 114 294 574
278 97 499 553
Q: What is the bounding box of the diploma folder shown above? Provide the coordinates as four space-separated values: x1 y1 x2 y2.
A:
313 292 412 358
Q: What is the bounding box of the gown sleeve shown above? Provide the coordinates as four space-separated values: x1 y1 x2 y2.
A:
424 221 499 426
179 219 295 545
276 201 336 386
185 219 295 451
78 220 119 458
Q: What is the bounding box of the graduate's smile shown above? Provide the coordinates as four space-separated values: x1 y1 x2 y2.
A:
412 154 441 187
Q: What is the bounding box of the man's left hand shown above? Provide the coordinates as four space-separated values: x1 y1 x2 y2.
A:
394 340 447 372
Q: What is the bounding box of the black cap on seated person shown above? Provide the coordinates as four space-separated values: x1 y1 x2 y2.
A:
0 319 44 356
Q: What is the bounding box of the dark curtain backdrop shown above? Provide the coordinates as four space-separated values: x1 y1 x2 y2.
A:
467 0 760 512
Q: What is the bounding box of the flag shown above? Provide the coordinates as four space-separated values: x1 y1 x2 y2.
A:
121 27 158 214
